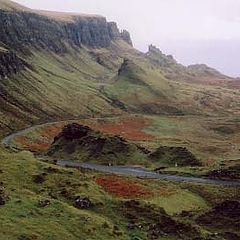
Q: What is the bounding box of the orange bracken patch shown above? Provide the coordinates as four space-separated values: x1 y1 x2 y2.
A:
14 124 64 152
14 136 49 151
39 124 64 140
14 116 154 151
14 136 30 148
96 175 152 199
89 117 154 141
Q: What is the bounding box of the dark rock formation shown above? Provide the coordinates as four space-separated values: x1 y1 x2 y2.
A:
120 200 199 239
206 164 240 180
213 200 240 217
0 50 29 78
74 196 92 209
48 123 147 165
117 58 146 85
118 58 129 76
0 186 8 206
149 146 201 166
107 22 121 40
221 232 240 240
197 200 240 230
120 30 133 46
32 173 46 184
56 123 92 141
0 9 133 53
38 199 51 208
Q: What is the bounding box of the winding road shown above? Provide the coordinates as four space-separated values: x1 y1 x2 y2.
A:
2 121 240 187
57 160 240 187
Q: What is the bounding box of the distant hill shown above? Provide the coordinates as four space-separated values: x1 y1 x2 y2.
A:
0 0 29 11
146 44 234 85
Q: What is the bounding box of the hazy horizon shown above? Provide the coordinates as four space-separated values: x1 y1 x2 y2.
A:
14 0 240 77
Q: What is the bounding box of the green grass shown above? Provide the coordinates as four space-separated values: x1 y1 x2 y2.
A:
1 7 240 239
148 188 207 215
1 144 240 239
9 112 240 173
0 148 116 239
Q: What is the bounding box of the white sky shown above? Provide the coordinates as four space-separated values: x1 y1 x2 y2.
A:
14 0 240 77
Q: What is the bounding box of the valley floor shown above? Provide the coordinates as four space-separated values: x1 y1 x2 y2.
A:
4 114 240 177
1 114 240 239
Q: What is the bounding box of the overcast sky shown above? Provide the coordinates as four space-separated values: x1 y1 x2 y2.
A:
15 0 240 77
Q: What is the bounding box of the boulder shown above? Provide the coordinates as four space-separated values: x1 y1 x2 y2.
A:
38 199 51 208
74 196 92 209
0 186 8 206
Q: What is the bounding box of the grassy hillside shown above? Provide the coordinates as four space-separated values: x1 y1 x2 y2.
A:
1 22 240 138
1 146 240 240
0 0 29 11
1 2 240 239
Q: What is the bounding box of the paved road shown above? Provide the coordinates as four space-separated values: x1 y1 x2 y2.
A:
57 160 240 187
1 122 57 147
2 121 240 187
1 116 121 147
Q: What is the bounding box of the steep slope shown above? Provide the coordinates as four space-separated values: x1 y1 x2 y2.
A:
1 2 240 239
0 0 240 141
0 0 29 11
104 48 240 117
0 7 131 51
0 1 133 136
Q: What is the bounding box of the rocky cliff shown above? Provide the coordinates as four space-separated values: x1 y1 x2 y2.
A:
0 8 132 53
0 49 29 78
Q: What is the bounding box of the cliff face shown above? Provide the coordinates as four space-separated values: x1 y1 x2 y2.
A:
120 30 133 46
0 9 132 53
0 49 29 78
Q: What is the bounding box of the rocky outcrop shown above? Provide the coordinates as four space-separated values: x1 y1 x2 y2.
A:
120 30 133 46
197 200 240 230
0 9 132 53
206 164 240 180
107 22 121 40
149 146 201 166
74 196 92 209
146 44 179 68
146 44 231 84
121 200 199 239
0 50 29 78
117 58 146 85
48 123 147 165
0 186 8 206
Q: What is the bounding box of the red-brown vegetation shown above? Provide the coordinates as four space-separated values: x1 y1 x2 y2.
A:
14 136 49 151
89 117 154 141
14 124 64 151
96 175 152 199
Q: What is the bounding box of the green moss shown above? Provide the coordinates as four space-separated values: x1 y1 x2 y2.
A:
148 189 207 215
